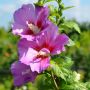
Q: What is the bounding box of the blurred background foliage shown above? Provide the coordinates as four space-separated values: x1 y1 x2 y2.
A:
0 21 90 90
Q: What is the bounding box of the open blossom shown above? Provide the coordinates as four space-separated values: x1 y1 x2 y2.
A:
12 4 50 40
11 61 37 86
18 25 69 73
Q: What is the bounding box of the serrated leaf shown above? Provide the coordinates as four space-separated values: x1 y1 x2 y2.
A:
50 61 66 80
62 57 74 68
60 21 81 33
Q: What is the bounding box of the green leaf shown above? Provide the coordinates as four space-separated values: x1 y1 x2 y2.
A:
63 6 75 10
35 3 43 6
51 61 66 80
60 21 81 33
86 82 90 89
50 59 73 81
52 55 73 69
67 38 75 46
73 22 81 33
36 0 55 5
61 82 87 90
44 0 55 3
62 57 74 68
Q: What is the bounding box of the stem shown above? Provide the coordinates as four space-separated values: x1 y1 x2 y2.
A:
51 72 59 90
56 0 64 26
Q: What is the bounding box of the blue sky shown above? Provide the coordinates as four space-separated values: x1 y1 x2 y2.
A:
0 0 90 28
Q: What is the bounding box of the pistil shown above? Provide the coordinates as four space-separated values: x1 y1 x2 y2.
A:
27 21 40 34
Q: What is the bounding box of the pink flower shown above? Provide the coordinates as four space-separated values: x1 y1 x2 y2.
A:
18 25 69 73
12 4 50 40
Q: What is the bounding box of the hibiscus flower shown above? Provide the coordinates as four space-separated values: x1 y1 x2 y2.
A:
18 25 69 73
12 4 50 40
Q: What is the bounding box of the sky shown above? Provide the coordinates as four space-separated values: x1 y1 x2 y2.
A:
0 0 90 28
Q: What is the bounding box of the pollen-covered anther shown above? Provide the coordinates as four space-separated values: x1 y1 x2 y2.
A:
38 51 49 57
27 22 40 34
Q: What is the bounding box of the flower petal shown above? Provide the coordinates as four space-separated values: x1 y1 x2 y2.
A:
18 39 38 65
35 5 43 16
36 23 58 47
20 48 38 65
18 38 37 59
14 4 36 25
55 34 69 45
30 57 50 73
36 7 49 28
12 23 27 35
51 34 69 55
11 61 37 86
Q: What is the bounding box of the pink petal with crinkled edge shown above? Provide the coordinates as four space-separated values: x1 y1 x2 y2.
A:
20 47 38 65
51 34 69 55
14 4 36 25
12 4 36 36
30 57 50 73
18 38 37 59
